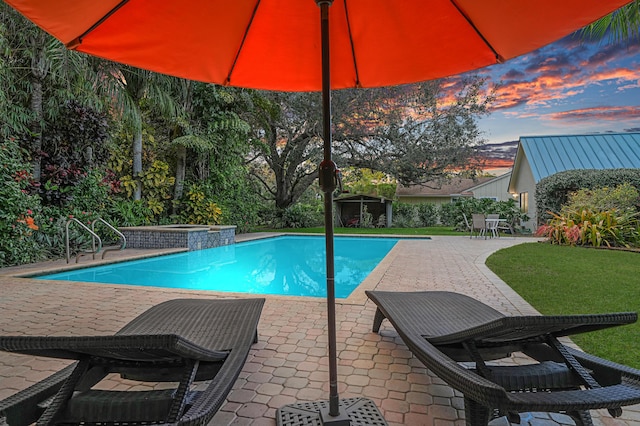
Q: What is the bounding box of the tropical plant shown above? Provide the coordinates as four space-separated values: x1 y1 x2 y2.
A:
536 208 640 248
108 200 153 227
179 184 223 225
139 160 175 215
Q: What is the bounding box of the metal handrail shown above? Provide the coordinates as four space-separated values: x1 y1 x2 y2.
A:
65 218 102 264
92 218 127 259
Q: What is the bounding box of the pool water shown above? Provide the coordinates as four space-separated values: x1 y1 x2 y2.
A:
36 235 403 298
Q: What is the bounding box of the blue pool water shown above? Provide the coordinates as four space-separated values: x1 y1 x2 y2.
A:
36 235 403 298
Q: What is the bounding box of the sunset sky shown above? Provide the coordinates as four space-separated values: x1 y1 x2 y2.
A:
456 33 640 145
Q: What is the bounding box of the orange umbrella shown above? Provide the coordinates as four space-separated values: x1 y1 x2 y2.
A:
4 1 632 424
2 1 630 91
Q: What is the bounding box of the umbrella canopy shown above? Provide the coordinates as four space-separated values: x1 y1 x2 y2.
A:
4 0 631 91
5 0 633 423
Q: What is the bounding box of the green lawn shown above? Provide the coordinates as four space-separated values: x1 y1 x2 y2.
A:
486 242 640 368
256 226 465 236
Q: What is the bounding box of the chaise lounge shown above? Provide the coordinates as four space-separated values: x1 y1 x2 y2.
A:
366 290 640 425
0 297 265 426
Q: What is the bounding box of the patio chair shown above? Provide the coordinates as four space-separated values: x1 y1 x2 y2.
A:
471 213 486 239
486 214 500 238
0 297 265 426
462 213 473 239
366 290 640 426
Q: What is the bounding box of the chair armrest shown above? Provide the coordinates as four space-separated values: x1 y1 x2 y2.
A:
0 364 74 426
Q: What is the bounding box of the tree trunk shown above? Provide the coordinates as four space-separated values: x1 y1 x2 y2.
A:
172 144 187 214
132 125 143 200
30 78 43 181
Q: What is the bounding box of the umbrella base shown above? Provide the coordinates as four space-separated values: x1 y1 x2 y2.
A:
276 397 387 426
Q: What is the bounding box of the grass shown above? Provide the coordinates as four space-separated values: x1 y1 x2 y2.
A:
486 242 640 368
256 226 466 236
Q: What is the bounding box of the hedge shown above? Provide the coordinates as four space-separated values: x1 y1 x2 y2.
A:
535 169 640 223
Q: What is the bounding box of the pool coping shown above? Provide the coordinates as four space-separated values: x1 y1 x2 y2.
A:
0 232 428 306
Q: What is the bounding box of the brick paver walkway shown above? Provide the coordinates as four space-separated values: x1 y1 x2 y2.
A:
1 235 638 425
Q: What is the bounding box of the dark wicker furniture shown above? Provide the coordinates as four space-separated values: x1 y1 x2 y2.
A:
0 298 265 426
366 290 640 426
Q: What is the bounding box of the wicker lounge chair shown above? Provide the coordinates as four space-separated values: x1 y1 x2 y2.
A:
366 290 640 426
0 297 265 426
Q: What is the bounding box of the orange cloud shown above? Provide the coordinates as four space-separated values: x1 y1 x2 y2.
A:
548 106 640 122
483 64 640 112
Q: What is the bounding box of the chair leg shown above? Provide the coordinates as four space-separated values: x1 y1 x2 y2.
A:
464 397 490 426
567 410 594 426
372 308 386 332
36 359 91 426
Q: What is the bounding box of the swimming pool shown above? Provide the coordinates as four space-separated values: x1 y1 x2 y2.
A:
36 235 404 298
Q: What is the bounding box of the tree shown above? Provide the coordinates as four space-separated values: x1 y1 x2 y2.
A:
246 91 323 210
168 82 251 209
98 64 177 200
246 76 492 211
335 78 492 186
0 3 104 181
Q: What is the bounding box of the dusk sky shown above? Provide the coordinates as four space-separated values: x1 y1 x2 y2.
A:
456 33 640 145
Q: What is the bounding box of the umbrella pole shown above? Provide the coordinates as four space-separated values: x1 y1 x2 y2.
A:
316 1 350 425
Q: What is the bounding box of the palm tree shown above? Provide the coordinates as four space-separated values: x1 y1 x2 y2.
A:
582 1 640 42
98 64 176 200
0 3 102 180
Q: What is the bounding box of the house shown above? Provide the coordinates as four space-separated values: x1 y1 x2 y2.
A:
508 132 640 230
396 173 512 205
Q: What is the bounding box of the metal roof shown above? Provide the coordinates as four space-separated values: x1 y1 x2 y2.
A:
520 133 640 182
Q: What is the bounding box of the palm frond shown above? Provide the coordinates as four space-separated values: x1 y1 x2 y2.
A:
582 1 640 42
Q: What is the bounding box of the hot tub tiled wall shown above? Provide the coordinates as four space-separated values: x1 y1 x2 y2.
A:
121 225 236 251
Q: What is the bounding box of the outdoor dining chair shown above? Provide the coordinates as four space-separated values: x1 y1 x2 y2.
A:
471 214 486 239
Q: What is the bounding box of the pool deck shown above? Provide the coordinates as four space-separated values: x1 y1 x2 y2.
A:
1 234 639 425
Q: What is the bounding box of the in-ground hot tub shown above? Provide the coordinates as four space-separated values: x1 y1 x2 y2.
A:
120 225 236 251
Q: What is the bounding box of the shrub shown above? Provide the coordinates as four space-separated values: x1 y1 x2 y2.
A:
0 139 46 266
438 202 458 227
436 198 527 232
270 203 323 229
66 170 112 214
392 202 421 227
417 203 438 227
566 183 639 213
535 169 640 224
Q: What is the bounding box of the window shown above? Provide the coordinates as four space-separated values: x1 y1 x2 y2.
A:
519 192 529 213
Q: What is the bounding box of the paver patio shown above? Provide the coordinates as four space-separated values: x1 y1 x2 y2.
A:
1 235 639 425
